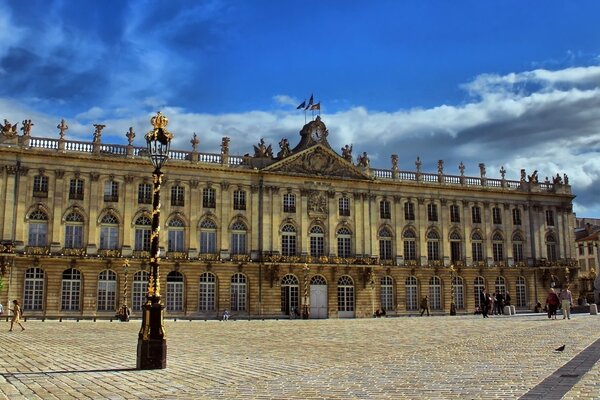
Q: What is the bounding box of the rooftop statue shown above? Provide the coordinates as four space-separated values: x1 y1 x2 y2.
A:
1 119 18 137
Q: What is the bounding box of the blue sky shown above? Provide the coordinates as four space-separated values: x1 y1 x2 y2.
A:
2 1 600 217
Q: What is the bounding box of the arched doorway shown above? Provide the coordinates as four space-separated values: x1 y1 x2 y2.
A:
281 274 299 317
310 275 328 319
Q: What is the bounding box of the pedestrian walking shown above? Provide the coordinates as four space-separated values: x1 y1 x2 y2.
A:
8 299 25 331
495 290 505 315
420 295 430 316
559 286 573 320
545 289 559 320
479 289 490 318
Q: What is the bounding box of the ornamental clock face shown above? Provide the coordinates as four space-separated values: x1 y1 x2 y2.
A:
311 126 322 141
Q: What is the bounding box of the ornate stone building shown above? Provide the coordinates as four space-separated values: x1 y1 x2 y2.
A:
0 115 578 319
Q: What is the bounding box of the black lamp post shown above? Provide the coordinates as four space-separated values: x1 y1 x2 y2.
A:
136 111 173 370
449 265 457 316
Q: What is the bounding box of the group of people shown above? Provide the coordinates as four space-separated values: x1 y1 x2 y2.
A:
0 299 26 331
477 289 511 318
544 287 573 320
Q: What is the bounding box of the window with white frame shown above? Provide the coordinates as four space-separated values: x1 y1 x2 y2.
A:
134 216 152 251
512 208 522 225
203 187 216 208
167 218 185 252
61 268 81 311
403 229 417 261
427 230 440 261
283 193 296 213
97 270 117 311
171 185 185 207
23 267 45 311
427 203 438 222
199 272 216 311
471 232 484 262
516 276 527 307
379 227 393 260
281 224 297 256
492 232 504 261
339 196 350 216
309 225 325 257
404 201 415 221
132 271 148 311
166 271 184 312
337 275 354 312
450 204 460 223
138 183 152 204
64 211 84 249
405 276 418 310
33 174 49 197
230 221 247 255
428 276 442 310
453 276 464 309
69 178 84 200
199 219 217 254
380 276 394 312
472 206 482 224
233 189 246 210
337 227 352 258
495 276 506 294
28 210 49 246
230 273 247 312
100 213 119 250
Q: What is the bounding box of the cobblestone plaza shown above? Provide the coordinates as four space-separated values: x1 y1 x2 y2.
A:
0 314 599 399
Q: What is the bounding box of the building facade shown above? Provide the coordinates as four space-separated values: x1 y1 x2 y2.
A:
0 115 578 319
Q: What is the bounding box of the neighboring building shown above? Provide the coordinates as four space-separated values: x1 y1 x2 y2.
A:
0 115 578 318
574 218 600 303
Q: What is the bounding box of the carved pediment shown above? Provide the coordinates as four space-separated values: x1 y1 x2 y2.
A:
264 145 370 180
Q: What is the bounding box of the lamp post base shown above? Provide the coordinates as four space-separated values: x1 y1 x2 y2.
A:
136 299 167 370
302 304 310 320
450 303 457 316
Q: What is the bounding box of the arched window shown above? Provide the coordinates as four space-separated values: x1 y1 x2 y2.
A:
134 216 152 251
166 271 184 312
97 270 117 312
281 224 297 256
132 271 149 312
403 229 417 261
199 219 217 254
309 225 325 257
452 276 464 309
337 227 352 258
23 267 45 311
449 231 462 262
512 232 524 263
310 275 327 285
427 230 440 261
379 228 393 260
230 221 247 255
100 213 119 250
471 232 484 262
199 272 216 311
28 210 48 246
405 276 418 311
231 273 247 312
492 232 504 262
280 274 299 315
516 276 527 307
380 276 394 311
546 233 557 262
167 218 185 252
337 275 354 312
473 276 485 309
495 276 506 295
61 268 81 311
429 276 442 310
64 212 84 249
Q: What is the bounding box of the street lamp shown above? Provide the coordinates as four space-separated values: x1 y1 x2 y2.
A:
136 111 173 370
369 270 376 316
449 265 456 316
302 264 310 319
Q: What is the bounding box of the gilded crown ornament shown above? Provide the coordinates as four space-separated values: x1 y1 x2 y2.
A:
146 111 173 143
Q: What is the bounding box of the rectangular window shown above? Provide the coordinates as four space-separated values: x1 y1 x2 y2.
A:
512 208 521 225
404 202 415 221
546 210 555 226
310 236 324 257
472 242 483 262
588 243 594 255
65 225 83 248
233 190 246 210
104 181 119 202
200 231 217 253
379 200 391 219
427 241 440 260
100 226 118 250
493 243 504 261
171 185 185 207
135 228 151 251
138 183 152 204
492 207 502 224
450 241 461 262
404 240 416 260
69 178 84 200
283 193 296 213
339 197 350 216
450 205 460 223
427 204 438 222
33 175 49 197
578 243 584 256
203 188 216 208
338 237 351 258
231 233 246 255
379 239 392 260
513 243 524 262
472 206 481 224
168 230 185 252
